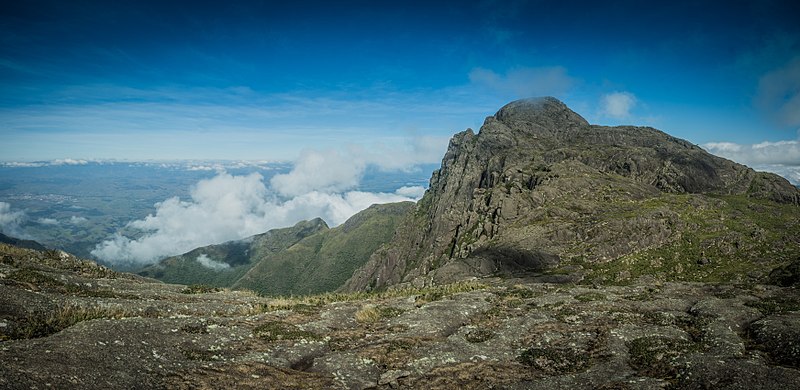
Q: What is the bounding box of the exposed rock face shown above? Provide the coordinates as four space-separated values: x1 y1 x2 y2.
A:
344 97 800 291
3 243 800 389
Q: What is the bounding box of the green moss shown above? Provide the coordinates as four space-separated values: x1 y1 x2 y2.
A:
253 321 319 342
8 268 64 288
746 296 800 316
517 346 590 374
182 348 217 361
575 292 606 302
628 336 696 379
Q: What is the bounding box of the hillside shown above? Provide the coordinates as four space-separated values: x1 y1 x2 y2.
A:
138 202 413 296
137 218 329 287
0 232 47 251
344 97 800 291
233 202 413 295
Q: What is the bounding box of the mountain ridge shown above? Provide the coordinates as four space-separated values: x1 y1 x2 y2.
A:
343 97 800 291
138 202 413 295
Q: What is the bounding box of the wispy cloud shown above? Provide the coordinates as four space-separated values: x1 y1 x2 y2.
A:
195 254 231 271
468 66 575 99
0 84 476 161
599 91 637 119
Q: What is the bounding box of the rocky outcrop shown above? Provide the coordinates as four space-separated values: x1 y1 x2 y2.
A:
3 243 800 389
344 97 800 291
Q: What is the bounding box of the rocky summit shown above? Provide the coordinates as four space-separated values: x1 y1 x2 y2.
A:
344 97 799 291
2 97 800 389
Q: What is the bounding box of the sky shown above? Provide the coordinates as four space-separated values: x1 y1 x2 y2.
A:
0 1 798 166
1 1 800 266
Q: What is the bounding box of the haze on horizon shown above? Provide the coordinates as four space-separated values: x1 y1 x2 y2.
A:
1 1 800 267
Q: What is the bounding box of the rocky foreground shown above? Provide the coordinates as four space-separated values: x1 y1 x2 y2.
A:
2 244 799 389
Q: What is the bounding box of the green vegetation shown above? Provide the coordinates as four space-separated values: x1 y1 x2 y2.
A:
517 346 589 374
745 296 800 316
627 336 696 379
2 304 135 341
575 194 800 285
260 280 487 312
7 267 136 299
137 219 329 288
234 202 413 296
253 321 319 342
574 292 606 302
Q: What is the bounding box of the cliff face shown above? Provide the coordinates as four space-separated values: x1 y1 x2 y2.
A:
344 97 800 291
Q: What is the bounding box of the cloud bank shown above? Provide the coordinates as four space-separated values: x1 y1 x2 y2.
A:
91 149 429 268
703 139 800 185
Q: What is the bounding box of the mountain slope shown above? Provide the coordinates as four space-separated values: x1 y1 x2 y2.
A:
137 218 329 287
344 97 800 291
233 202 413 295
0 232 47 251
138 202 413 295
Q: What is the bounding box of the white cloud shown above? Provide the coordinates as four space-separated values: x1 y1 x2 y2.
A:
91 167 424 267
270 139 447 198
600 92 637 119
0 202 26 234
703 140 800 166
70 216 88 224
51 158 89 166
195 254 231 271
756 57 800 127
703 139 800 185
751 165 800 185
468 66 575 99
270 149 366 197
36 217 59 225
703 142 742 153
1 162 46 168
395 186 427 198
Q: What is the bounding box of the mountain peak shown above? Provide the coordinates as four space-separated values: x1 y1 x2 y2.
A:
494 96 589 128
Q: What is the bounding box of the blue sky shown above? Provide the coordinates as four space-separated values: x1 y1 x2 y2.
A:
1 1 799 173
